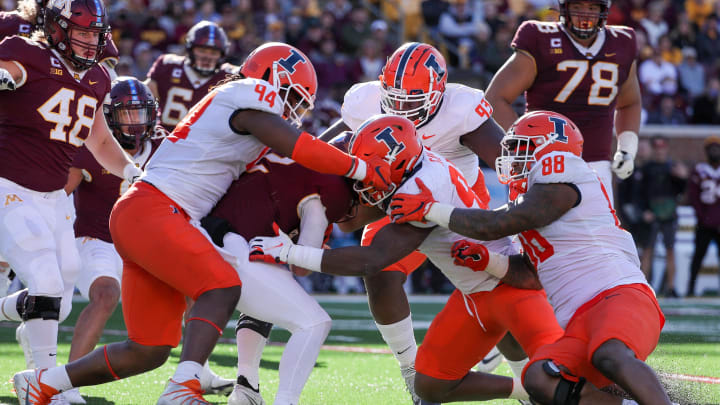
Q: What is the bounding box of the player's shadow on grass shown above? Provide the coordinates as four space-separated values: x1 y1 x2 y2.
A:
0 395 116 405
206 352 327 371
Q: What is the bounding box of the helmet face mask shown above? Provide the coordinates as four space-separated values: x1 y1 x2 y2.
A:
380 43 447 127
44 0 109 70
273 61 314 127
104 77 158 150
559 0 610 40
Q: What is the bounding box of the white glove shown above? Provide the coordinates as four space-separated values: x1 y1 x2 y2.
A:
612 131 638 180
249 226 295 264
0 68 16 91
123 163 142 184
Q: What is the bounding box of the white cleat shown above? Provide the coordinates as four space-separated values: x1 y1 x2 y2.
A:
13 369 59 405
199 366 234 396
61 388 86 404
474 346 504 373
156 379 210 405
49 394 70 404
227 376 265 405
16 323 36 369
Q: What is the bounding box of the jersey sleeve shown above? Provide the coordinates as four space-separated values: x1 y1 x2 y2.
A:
528 152 595 187
456 86 491 133
0 35 26 61
341 82 378 131
316 175 355 223
71 146 95 170
219 78 284 116
98 33 119 67
511 20 538 57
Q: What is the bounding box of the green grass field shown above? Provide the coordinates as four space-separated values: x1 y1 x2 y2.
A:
1 295 719 405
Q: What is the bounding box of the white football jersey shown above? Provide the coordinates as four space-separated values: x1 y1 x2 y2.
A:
523 151 648 327
342 82 492 187
143 78 283 220
386 150 517 294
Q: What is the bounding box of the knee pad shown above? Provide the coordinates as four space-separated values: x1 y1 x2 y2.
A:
542 361 586 405
236 313 273 338
22 295 61 321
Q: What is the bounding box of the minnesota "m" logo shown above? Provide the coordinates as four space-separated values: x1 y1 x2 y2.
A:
4 194 23 207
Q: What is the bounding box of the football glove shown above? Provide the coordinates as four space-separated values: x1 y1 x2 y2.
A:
0 68 16 91
390 178 437 224
249 223 295 265
451 240 490 271
356 155 393 192
611 131 639 180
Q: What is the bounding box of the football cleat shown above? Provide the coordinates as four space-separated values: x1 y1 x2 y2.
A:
156 379 209 405
61 387 86 404
474 346 504 373
198 365 234 396
16 322 35 369
13 369 59 405
227 376 265 405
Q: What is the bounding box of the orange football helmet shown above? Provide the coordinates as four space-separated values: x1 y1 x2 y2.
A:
348 114 424 206
496 110 584 187
240 42 317 127
380 42 447 127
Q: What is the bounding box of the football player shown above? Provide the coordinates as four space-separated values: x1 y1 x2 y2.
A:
0 0 140 396
13 42 392 405
314 42 527 403
0 0 119 77
250 114 564 404
201 149 356 405
486 0 642 200
145 20 238 131
389 111 671 405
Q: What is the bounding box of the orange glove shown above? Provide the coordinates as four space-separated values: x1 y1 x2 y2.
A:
451 240 490 272
390 178 437 224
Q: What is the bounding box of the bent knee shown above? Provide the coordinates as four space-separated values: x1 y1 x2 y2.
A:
591 339 635 374
523 361 554 402
126 340 171 370
89 278 121 311
414 374 447 403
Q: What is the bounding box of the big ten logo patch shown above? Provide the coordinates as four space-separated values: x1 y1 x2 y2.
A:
171 68 182 83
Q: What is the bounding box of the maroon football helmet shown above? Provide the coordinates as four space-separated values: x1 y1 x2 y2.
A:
103 77 158 150
43 0 109 70
558 0 610 39
185 21 229 76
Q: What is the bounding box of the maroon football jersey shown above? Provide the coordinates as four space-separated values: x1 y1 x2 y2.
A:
512 21 637 162
147 53 238 131
688 163 720 229
72 140 160 242
0 11 33 39
210 152 355 241
0 36 111 192
0 11 118 66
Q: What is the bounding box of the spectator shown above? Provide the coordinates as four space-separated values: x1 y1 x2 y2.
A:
617 138 654 253
695 14 720 66
691 77 720 124
475 24 513 76
638 136 688 297
137 16 169 52
421 0 450 31
264 17 285 42
194 0 220 24
296 17 328 57
677 47 706 99
131 42 156 79
669 12 697 50
647 95 687 124
685 0 715 28
311 37 359 100
639 48 678 96
369 19 395 58
324 0 352 21
438 0 489 66
687 136 720 296
640 1 669 48
285 15 304 47
339 7 371 56
356 39 384 82
658 34 682 65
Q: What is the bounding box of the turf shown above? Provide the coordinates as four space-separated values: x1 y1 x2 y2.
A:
1 296 719 404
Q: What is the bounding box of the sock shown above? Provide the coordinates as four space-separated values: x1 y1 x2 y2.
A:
375 314 417 369
236 328 266 390
508 377 530 400
173 361 203 383
276 323 330 405
25 318 58 369
507 357 529 380
0 289 24 321
42 366 73 392
622 400 639 405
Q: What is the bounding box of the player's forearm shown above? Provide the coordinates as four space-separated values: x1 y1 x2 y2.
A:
448 208 528 240
614 101 641 135
291 132 368 181
486 98 517 131
88 137 134 179
500 255 543 290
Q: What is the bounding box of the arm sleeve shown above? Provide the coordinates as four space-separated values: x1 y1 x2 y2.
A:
296 195 330 248
511 21 537 55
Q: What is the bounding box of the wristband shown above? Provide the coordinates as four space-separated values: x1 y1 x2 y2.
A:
287 245 324 272
616 131 638 157
425 202 455 228
484 252 509 279
348 158 367 181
